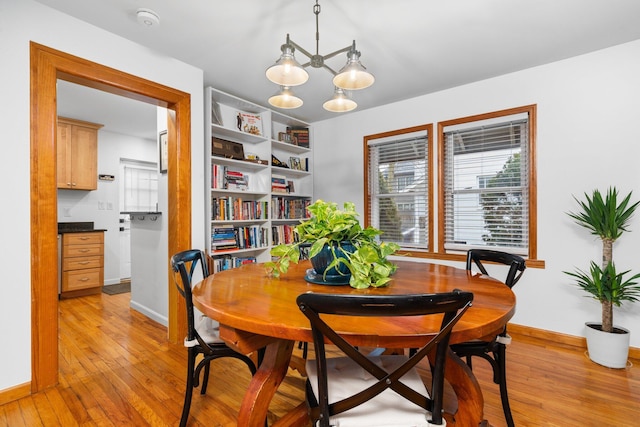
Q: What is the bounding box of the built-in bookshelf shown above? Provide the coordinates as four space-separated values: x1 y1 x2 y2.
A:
205 87 313 270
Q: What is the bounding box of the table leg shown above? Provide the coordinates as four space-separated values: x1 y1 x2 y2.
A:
444 348 486 427
237 339 295 427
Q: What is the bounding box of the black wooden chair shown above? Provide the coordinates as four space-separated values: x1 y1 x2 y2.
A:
297 291 473 427
450 249 526 427
171 249 257 427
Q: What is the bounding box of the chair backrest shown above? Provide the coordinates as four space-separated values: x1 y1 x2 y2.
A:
466 249 526 288
171 249 211 343
297 290 474 426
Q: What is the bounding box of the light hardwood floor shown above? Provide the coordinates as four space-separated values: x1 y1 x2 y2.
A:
1 292 638 426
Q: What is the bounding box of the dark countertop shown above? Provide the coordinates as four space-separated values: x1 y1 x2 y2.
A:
58 229 107 234
58 221 106 234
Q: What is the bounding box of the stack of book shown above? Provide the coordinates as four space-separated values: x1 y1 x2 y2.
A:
211 225 268 253
225 169 249 191
271 174 288 193
286 126 310 148
211 226 239 252
211 165 249 191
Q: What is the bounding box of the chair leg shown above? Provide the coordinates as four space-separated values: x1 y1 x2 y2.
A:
180 348 197 427
200 360 211 395
494 344 515 427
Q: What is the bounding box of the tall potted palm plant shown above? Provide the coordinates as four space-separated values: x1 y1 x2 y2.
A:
565 187 640 368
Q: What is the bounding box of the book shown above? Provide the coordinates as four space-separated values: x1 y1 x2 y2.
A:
286 126 310 148
236 111 262 136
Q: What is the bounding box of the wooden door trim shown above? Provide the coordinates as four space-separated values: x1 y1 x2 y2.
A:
30 42 191 391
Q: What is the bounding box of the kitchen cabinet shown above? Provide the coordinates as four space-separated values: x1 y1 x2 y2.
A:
57 117 103 190
61 231 104 298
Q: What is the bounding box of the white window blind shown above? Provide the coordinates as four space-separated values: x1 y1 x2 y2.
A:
367 130 429 249
121 162 158 212
442 114 529 255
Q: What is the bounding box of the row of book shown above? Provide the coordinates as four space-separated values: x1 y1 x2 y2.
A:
286 126 309 148
212 164 249 190
211 196 267 221
271 224 300 246
271 197 311 220
211 255 256 273
211 226 268 252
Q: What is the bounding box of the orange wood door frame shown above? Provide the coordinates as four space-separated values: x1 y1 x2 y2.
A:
30 42 191 391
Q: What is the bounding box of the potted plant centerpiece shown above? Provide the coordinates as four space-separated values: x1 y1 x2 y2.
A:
266 200 400 289
565 187 640 368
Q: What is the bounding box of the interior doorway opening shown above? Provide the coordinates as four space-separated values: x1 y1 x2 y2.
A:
30 42 192 392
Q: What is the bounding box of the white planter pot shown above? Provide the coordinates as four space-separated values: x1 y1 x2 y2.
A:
584 322 630 369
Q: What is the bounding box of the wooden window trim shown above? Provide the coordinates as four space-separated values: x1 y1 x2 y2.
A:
364 124 434 252
437 104 541 266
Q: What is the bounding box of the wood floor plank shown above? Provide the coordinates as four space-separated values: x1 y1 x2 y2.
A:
1 292 638 426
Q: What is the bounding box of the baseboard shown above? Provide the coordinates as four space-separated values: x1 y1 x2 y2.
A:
509 323 640 361
129 301 168 327
0 382 30 405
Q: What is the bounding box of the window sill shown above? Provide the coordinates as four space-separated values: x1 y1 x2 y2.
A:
391 249 545 269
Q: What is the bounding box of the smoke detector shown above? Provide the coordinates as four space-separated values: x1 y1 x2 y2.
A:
136 8 160 27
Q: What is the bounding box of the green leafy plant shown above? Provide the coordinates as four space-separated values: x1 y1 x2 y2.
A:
565 187 640 333
565 261 640 311
266 200 400 289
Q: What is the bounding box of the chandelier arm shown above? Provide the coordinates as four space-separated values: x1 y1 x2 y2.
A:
319 45 352 62
288 39 314 62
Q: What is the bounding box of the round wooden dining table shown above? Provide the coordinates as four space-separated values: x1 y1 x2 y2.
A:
192 259 516 427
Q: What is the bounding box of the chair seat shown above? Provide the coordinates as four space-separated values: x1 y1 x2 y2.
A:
306 355 443 427
184 315 224 347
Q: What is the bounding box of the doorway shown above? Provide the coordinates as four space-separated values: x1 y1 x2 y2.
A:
30 42 192 392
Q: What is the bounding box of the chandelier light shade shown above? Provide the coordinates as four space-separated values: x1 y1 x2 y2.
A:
323 87 357 112
268 86 304 109
265 0 374 112
333 44 375 90
265 41 309 87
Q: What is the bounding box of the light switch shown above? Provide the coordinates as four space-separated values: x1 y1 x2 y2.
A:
107 202 113 210
63 207 71 217
98 201 105 210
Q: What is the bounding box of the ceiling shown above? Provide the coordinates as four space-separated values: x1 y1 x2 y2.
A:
43 0 640 138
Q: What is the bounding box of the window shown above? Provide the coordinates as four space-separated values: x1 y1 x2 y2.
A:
365 125 432 250
438 105 536 257
119 159 159 212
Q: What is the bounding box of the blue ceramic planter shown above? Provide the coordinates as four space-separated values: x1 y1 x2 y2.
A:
309 242 356 278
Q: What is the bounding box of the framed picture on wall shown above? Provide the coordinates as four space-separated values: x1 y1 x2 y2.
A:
159 130 168 173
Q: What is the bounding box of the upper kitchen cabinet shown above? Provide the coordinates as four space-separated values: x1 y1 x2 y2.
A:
57 117 103 190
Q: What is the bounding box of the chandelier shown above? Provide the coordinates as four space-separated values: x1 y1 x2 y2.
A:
265 0 374 113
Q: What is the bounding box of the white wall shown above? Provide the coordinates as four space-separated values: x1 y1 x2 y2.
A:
313 39 640 348
128 107 170 326
58 130 157 285
0 0 205 391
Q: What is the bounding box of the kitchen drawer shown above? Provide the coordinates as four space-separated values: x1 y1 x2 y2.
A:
64 232 104 245
63 255 103 271
63 244 103 258
62 268 102 291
